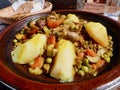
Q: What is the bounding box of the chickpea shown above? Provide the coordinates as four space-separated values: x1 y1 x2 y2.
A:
46 58 52 64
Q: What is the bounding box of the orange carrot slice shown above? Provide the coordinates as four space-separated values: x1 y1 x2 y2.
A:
86 49 97 57
47 16 65 28
96 59 105 68
31 56 44 68
47 35 56 45
91 59 105 70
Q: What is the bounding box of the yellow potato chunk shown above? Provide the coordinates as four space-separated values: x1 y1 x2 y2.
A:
50 39 76 83
11 34 47 64
84 22 108 47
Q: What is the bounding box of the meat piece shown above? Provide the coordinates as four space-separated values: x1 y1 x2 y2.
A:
36 19 46 28
67 32 80 41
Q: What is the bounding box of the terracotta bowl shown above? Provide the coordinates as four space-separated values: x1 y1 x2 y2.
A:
0 10 120 90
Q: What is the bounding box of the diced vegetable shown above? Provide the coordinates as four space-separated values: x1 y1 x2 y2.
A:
67 14 79 23
46 44 54 57
43 64 50 74
77 52 85 60
96 59 105 68
53 49 58 56
47 35 56 45
47 15 65 28
43 26 50 36
46 58 52 64
31 56 44 68
15 33 25 40
87 56 100 63
91 59 105 70
78 70 85 77
29 67 43 75
83 58 89 66
64 19 77 30
91 64 97 70
86 49 97 57
102 54 110 63
13 39 18 43
27 26 39 34
82 66 89 73
29 20 36 28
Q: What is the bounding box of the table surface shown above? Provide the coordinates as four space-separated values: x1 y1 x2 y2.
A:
0 1 120 90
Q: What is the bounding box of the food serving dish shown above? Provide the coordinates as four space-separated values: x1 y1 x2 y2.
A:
0 10 120 90
0 1 52 24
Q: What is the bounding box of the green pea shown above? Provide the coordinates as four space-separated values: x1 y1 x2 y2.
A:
13 39 18 43
109 48 113 51
78 70 85 77
105 56 110 63
71 25 76 30
107 51 113 57
74 42 79 47
82 66 89 73
103 54 110 63
46 58 52 64
83 58 89 66
53 49 58 56
77 64 82 69
47 44 54 57
43 64 50 74
74 67 78 72
93 71 98 76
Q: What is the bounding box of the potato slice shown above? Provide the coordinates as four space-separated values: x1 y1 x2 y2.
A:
50 39 76 83
11 34 47 64
84 22 108 47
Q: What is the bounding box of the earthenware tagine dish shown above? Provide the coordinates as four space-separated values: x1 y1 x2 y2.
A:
0 10 120 90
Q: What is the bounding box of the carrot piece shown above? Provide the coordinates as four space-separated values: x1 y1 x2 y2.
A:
91 59 105 70
91 64 97 70
27 26 39 34
77 52 85 60
47 16 65 28
96 59 105 68
31 56 44 68
86 49 97 57
47 35 56 45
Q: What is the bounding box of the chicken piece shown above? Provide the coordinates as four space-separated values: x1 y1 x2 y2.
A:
50 39 76 83
11 34 47 64
84 22 108 47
